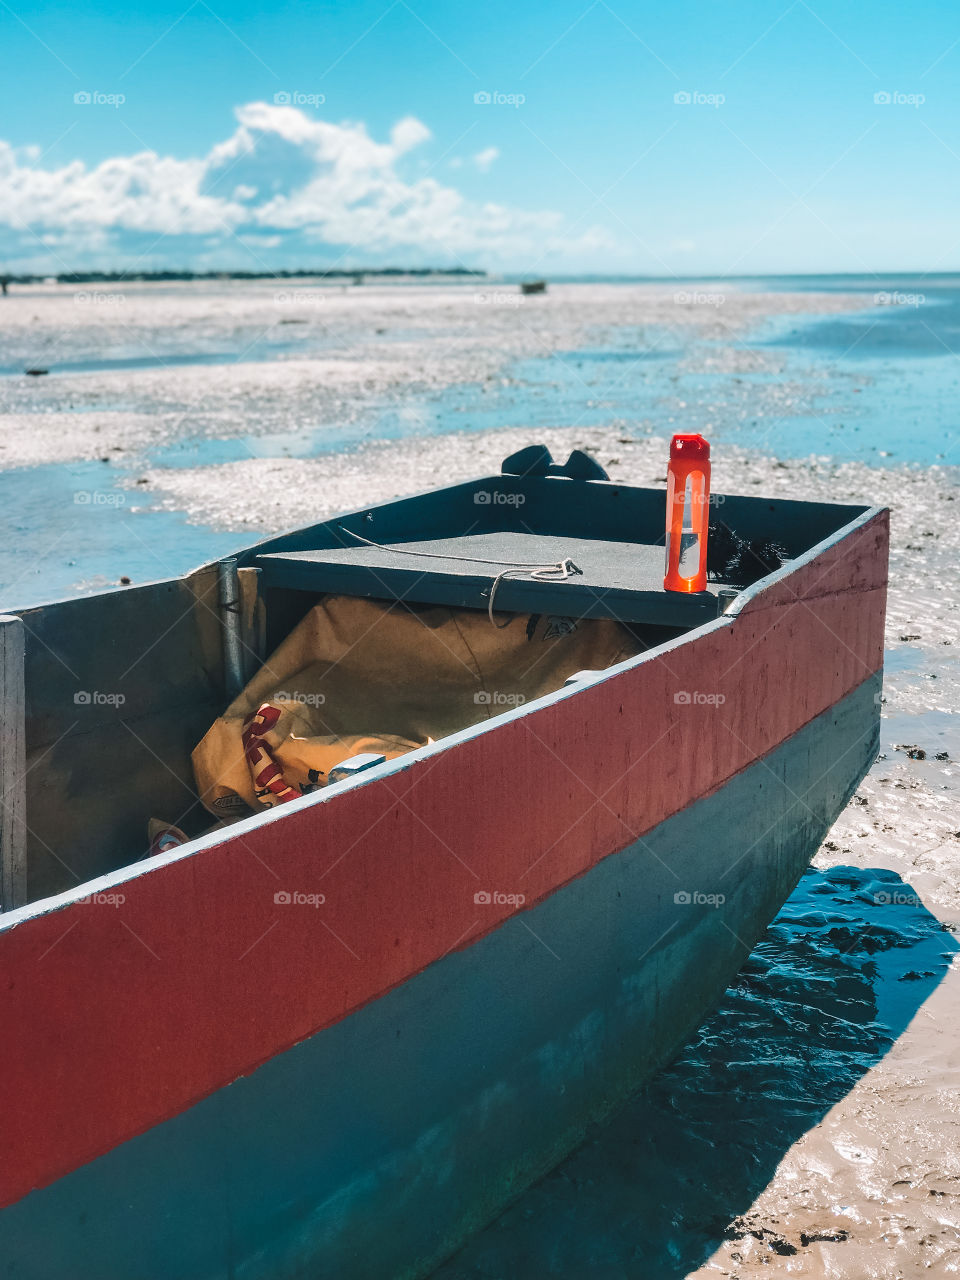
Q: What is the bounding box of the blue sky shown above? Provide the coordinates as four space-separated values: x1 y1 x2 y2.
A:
2 0 959 275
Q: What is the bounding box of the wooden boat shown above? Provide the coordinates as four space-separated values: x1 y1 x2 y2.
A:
0 445 888 1279
520 279 547 295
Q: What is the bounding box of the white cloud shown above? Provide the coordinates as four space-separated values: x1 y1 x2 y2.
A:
390 116 432 154
0 104 613 271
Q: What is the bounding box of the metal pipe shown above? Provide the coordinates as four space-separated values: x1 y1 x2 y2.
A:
716 587 739 615
250 566 265 678
0 614 26 911
217 559 245 702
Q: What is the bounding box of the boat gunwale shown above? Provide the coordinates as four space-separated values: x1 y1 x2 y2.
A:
4 469 874 617
0 489 886 933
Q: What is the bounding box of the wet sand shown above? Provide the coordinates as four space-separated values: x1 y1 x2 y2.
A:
1 279 958 1275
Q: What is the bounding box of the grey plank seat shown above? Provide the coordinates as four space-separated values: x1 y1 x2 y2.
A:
255 529 721 627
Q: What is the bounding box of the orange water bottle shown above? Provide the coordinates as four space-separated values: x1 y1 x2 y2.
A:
664 433 711 593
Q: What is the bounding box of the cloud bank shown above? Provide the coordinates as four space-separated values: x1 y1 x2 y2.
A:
0 103 611 272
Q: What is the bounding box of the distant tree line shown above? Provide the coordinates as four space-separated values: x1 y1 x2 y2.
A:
1 267 487 285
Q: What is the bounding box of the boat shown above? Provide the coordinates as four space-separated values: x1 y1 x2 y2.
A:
0 443 888 1279
520 279 547 295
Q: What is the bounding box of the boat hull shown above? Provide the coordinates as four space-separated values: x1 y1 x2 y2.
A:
0 672 881 1280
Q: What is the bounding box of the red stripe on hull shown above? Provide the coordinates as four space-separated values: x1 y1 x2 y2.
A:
0 512 887 1207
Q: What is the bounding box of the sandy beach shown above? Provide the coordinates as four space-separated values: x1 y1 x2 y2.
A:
1 278 957 1276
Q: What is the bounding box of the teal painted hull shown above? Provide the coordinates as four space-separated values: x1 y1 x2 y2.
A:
0 673 881 1280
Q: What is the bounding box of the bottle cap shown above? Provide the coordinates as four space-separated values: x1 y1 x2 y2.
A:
670 433 710 461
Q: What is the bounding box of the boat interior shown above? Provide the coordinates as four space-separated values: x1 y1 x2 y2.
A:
8 446 872 907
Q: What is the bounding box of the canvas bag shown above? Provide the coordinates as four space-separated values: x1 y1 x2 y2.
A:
193 595 638 817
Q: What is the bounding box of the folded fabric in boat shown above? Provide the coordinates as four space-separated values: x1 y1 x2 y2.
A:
193 595 638 817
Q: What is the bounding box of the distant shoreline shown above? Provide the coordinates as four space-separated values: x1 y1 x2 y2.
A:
0 267 487 286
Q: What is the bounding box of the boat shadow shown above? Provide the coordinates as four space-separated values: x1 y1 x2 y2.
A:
433 864 958 1279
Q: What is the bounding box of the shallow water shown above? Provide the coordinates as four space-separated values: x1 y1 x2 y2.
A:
0 275 956 605
434 866 957 1279
0 460 239 605
4 273 953 606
